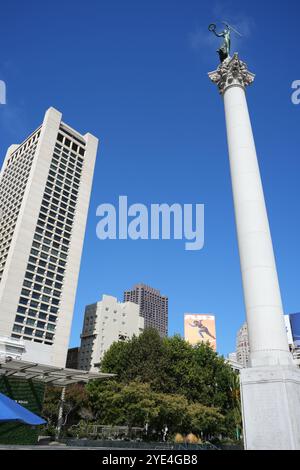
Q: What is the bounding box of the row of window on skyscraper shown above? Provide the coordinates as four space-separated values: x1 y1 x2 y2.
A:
0 132 40 281
11 130 85 345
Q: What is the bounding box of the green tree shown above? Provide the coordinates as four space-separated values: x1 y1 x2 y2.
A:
101 328 173 391
42 330 239 439
86 378 229 439
42 383 89 429
227 372 243 440
149 392 190 436
187 402 225 438
87 379 191 437
88 380 156 426
101 329 236 414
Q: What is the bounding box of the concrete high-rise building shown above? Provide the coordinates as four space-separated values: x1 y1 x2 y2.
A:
0 107 98 367
236 323 250 368
124 283 168 337
79 295 144 372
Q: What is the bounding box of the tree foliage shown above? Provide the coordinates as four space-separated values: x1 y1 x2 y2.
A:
100 328 236 414
43 329 240 439
42 383 89 427
87 379 225 438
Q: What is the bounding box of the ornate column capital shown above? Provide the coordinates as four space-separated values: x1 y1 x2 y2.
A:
208 53 255 95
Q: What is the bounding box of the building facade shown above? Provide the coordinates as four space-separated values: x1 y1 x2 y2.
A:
226 352 243 373
123 283 168 337
285 313 300 367
0 336 25 363
0 107 98 367
66 347 80 369
235 317 300 369
78 295 144 371
236 322 250 368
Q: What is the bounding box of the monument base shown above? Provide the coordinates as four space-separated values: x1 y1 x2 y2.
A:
240 365 300 449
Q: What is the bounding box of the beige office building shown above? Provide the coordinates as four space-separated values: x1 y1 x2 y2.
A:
0 107 98 367
79 295 144 371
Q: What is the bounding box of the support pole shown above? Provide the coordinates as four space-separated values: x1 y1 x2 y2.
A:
56 386 66 441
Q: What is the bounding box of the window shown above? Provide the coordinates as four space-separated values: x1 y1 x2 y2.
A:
28 309 37 317
13 325 23 333
17 306 26 314
24 327 33 335
15 315 25 323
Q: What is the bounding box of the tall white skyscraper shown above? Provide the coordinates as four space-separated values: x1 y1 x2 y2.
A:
79 295 144 372
0 107 98 367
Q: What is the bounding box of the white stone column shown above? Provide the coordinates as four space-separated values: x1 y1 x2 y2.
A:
210 55 291 367
209 54 300 450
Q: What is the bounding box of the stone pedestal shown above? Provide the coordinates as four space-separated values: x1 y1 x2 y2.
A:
241 366 300 449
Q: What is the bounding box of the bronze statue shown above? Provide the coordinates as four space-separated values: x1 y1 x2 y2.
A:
209 22 242 63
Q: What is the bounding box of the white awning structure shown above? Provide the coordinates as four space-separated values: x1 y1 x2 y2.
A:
0 358 114 387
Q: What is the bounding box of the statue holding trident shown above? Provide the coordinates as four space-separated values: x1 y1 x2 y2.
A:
208 22 242 63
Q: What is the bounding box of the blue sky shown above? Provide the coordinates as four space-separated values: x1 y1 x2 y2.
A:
0 0 299 356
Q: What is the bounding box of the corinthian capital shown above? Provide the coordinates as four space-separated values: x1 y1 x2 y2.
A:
208 53 255 95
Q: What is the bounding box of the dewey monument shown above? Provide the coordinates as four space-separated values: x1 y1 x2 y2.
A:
208 23 300 450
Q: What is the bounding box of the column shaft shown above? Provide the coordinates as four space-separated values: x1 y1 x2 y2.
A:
223 84 291 366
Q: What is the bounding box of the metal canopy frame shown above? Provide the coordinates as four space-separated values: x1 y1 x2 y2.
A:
0 359 114 387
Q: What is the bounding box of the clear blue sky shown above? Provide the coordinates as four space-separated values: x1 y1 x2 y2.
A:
0 0 299 357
